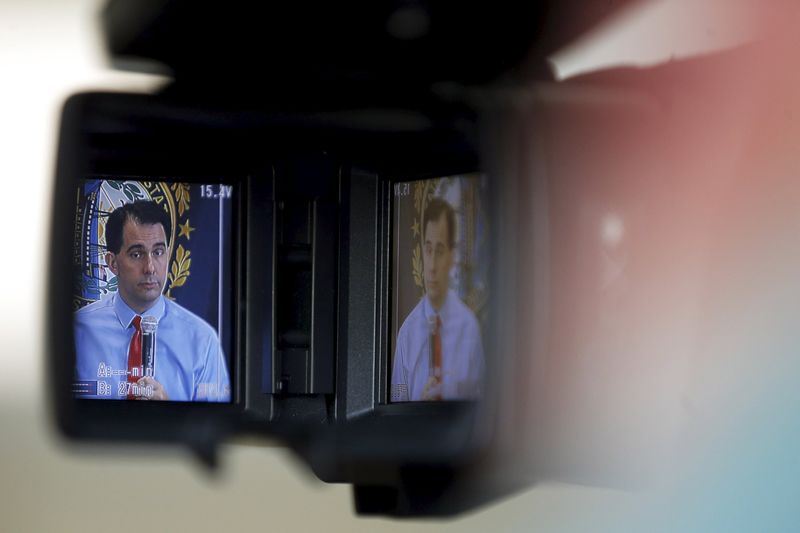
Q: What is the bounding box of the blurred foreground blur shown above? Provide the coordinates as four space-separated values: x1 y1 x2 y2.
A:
5 0 800 531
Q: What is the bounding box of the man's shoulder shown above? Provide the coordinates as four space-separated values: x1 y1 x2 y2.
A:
397 297 426 338
163 299 219 339
74 297 114 322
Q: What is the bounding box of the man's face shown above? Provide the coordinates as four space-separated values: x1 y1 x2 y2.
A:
106 219 169 314
423 213 454 309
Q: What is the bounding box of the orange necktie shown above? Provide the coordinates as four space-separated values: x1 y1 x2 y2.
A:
126 315 142 399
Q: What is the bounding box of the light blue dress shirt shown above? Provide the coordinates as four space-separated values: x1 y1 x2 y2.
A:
74 293 231 402
391 290 484 401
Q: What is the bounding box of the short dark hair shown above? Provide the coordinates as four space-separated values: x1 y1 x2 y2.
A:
105 200 171 254
423 197 456 249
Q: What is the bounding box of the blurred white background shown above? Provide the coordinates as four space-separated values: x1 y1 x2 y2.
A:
0 1 760 531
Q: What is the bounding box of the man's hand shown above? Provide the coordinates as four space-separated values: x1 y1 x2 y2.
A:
420 376 442 401
135 376 169 401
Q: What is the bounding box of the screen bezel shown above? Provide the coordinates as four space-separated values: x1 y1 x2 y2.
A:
50 172 272 445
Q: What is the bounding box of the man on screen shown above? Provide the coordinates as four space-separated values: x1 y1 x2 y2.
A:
74 200 230 401
391 197 484 401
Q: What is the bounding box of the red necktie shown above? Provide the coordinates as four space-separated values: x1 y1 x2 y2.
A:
126 315 142 399
432 315 442 400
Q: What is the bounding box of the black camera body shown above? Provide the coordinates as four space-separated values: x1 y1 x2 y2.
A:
49 0 653 517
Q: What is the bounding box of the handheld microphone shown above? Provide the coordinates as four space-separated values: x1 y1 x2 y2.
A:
141 315 158 378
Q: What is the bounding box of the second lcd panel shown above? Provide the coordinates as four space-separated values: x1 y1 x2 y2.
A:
389 173 490 403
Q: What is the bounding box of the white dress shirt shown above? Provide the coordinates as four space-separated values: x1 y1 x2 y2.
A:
74 293 230 402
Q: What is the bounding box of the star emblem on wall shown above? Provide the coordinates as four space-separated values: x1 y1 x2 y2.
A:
178 219 195 240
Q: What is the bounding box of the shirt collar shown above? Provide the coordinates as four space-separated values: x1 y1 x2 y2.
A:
423 289 453 324
113 293 166 329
